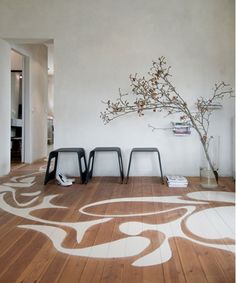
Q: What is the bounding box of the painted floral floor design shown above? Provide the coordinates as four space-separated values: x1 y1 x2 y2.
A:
0 168 235 267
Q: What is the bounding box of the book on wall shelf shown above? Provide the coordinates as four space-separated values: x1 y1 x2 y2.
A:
171 122 191 136
166 175 188 188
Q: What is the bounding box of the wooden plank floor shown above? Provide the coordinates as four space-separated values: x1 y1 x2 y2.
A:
0 161 235 283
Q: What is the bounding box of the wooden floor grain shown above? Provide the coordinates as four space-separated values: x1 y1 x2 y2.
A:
0 162 235 283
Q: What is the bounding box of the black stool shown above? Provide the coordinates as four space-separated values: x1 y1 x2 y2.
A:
126 147 164 184
44 148 87 185
86 147 124 183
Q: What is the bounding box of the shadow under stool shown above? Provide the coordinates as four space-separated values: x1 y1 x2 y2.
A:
44 147 87 185
126 147 164 184
86 147 124 183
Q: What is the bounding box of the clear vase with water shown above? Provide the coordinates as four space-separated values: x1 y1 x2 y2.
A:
200 136 219 189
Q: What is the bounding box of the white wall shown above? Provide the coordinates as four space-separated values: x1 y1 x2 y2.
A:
11 50 23 70
28 45 48 162
48 75 54 118
11 72 22 119
0 0 234 177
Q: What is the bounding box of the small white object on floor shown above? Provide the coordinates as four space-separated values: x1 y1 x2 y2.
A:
166 175 188 188
56 173 73 186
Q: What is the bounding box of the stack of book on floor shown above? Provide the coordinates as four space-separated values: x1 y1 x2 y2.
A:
166 175 188 188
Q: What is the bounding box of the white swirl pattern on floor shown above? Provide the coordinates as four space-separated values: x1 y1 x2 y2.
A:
0 170 235 267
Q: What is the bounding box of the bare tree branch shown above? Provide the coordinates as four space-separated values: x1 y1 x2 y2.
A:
100 57 234 183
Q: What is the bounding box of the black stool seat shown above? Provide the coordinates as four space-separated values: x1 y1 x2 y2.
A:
57 148 84 152
126 147 164 184
86 147 124 183
44 147 87 185
93 147 121 152
131 147 159 152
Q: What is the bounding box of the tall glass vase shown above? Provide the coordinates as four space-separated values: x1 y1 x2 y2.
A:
200 136 220 189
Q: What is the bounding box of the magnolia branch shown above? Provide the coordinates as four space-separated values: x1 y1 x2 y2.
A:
100 57 234 183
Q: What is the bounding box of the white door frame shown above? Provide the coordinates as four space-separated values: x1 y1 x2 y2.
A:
22 54 31 163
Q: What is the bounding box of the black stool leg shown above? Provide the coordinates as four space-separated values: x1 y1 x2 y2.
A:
82 153 88 183
44 151 58 185
77 151 87 184
117 150 124 183
156 150 164 184
126 151 133 184
120 154 124 182
86 150 95 183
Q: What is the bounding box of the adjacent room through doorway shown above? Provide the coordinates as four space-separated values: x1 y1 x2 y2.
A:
10 50 24 166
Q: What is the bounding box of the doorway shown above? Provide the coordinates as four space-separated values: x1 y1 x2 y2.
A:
9 40 53 169
10 50 24 165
